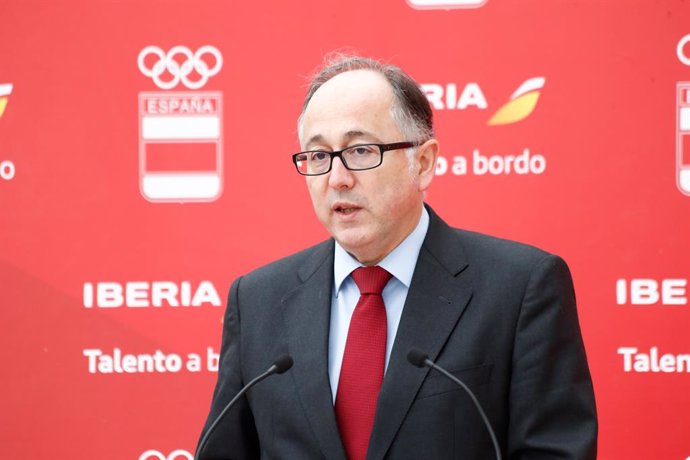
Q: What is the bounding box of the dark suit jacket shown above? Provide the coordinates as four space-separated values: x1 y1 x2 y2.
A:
198 206 597 459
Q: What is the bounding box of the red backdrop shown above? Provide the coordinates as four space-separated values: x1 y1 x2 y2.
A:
2 1 689 459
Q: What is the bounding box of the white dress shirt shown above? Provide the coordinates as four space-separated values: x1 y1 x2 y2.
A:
328 207 430 402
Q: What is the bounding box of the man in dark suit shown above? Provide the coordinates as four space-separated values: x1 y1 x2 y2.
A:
197 55 597 459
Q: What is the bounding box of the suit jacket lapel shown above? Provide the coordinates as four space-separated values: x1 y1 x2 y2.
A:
368 207 474 460
280 239 347 460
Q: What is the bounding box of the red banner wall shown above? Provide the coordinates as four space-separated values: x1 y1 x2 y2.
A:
1 1 689 459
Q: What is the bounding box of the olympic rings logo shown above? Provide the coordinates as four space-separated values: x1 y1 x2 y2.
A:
138 45 223 90
138 449 193 460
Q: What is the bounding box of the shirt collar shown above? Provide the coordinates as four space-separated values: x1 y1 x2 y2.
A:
333 207 430 295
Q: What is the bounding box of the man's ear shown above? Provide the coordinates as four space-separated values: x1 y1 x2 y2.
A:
415 139 440 192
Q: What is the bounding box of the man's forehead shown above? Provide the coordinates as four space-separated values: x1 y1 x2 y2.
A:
304 130 382 149
300 70 397 147
306 70 394 112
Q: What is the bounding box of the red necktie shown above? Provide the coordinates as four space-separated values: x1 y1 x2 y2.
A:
335 266 392 460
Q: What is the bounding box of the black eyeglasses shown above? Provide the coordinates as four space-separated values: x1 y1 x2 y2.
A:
292 141 420 176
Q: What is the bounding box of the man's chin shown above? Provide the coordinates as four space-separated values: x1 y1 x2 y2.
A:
333 232 385 265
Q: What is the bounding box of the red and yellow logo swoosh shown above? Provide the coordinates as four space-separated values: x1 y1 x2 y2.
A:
487 77 545 126
0 83 13 118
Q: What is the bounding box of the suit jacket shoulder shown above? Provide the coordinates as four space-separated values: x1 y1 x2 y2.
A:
237 239 334 293
423 206 563 286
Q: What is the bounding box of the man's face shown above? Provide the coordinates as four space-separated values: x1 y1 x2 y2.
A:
299 69 436 265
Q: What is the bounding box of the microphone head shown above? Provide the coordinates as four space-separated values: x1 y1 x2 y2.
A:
407 348 429 368
273 355 294 374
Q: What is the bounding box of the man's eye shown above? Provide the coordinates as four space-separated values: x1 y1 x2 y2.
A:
311 151 330 161
352 145 376 155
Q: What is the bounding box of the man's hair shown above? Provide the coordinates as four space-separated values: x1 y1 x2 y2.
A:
298 53 434 142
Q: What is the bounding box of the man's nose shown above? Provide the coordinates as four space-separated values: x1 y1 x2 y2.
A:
328 156 355 189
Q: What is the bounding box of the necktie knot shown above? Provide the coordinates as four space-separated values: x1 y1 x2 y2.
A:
351 266 392 295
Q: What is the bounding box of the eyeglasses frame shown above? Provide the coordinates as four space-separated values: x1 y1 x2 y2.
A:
292 141 422 176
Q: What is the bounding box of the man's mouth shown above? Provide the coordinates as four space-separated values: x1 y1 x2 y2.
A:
333 203 361 215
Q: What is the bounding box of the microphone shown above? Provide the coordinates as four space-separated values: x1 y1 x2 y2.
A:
195 355 294 460
407 348 502 460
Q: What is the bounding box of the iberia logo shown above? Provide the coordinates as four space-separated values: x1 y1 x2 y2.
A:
0 83 13 118
421 77 546 126
487 77 545 126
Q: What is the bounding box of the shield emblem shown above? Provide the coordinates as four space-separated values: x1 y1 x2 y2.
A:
138 91 223 202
